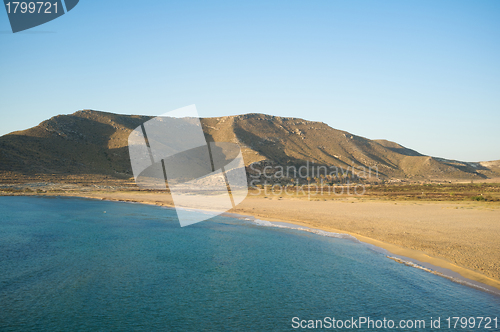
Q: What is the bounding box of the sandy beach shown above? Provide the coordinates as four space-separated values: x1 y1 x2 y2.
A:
54 190 500 291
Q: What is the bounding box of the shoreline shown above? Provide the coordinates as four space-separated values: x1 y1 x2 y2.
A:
4 192 500 295
227 213 500 296
275 221 500 296
54 192 500 295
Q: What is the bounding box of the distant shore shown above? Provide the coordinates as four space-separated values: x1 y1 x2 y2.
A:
34 189 498 293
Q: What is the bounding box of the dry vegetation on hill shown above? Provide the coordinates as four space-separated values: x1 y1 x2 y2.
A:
0 110 499 184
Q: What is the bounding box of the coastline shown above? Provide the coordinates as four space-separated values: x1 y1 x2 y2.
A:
235 215 500 296
7 191 500 294
231 213 500 295
269 220 500 296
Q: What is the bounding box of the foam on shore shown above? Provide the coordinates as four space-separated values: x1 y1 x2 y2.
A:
250 218 357 240
243 215 500 297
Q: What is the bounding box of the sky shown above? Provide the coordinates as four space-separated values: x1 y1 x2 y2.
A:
0 0 499 161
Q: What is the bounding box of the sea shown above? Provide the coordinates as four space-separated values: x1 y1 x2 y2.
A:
0 196 499 331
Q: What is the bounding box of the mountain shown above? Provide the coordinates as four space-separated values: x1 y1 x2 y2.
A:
0 110 498 182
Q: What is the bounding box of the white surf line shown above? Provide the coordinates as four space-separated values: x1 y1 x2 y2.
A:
385 254 500 297
238 215 500 298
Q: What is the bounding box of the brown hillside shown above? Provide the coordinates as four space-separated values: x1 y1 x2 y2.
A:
0 110 497 182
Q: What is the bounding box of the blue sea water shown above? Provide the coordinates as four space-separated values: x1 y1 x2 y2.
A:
0 196 499 331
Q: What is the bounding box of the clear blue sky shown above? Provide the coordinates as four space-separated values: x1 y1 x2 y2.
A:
1 0 499 161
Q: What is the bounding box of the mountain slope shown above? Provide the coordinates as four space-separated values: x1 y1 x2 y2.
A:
0 110 498 181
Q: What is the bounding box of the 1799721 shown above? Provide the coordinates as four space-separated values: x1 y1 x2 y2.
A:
5 2 59 14
3 0 79 33
444 317 498 329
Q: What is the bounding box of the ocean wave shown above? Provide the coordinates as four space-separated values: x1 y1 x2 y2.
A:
248 218 357 240
388 256 500 297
